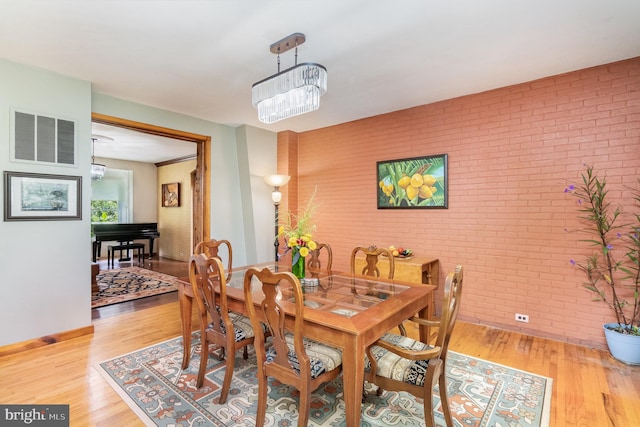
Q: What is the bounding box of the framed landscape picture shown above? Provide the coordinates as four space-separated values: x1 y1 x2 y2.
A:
4 171 82 221
377 153 448 209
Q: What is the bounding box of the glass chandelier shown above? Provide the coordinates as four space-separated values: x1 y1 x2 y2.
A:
252 33 327 124
91 137 106 181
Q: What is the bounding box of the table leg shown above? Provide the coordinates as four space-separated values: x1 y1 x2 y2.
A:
419 305 431 344
341 338 364 427
179 287 193 369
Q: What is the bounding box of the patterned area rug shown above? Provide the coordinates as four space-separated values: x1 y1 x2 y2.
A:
95 332 552 427
92 267 180 308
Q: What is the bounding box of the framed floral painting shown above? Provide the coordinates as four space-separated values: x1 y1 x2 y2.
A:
377 154 448 209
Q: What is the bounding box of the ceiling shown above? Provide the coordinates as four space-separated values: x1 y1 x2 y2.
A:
91 123 197 164
2 1 640 163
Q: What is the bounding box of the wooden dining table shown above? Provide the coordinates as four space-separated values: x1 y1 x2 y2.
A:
178 262 435 427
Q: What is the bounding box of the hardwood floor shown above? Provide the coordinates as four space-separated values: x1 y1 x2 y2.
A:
95 254 189 277
1 258 638 426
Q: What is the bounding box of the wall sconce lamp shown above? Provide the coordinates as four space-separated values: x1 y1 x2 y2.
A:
264 174 291 261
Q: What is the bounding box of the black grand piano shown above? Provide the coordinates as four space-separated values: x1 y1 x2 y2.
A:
92 223 160 262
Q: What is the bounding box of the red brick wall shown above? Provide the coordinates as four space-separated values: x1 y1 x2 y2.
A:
280 57 640 349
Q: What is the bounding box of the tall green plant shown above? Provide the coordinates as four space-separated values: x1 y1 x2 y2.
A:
566 165 640 335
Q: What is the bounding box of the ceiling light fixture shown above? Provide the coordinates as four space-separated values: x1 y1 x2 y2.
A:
252 33 327 124
91 136 107 181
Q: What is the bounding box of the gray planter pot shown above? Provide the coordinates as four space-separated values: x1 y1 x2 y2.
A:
603 323 640 365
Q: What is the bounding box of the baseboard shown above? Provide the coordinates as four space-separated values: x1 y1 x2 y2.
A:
0 325 95 357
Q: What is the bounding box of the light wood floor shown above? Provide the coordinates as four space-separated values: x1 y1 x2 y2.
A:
1 261 638 426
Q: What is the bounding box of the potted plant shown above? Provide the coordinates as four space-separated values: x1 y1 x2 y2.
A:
279 190 318 280
565 165 640 364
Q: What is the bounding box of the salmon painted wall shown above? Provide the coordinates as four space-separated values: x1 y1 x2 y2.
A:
278 57 640 350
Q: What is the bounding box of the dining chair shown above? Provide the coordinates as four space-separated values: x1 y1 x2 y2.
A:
349 245 395 279
306 241 333 270
194 238 233 280
243 266 343 427
364 265 463 427
189 253 255 403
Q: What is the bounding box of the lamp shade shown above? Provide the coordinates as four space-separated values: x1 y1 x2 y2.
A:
91 163 106 181
263 174 291 187
252 63 327 124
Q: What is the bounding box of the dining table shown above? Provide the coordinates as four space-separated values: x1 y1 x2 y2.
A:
178 262 436 427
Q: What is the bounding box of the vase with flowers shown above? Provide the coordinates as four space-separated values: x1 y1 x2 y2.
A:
279 190 318 281
565 165 640 364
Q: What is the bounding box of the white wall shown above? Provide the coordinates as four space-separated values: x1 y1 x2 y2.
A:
235 125 279 264
0 60 278 347
0 58 92 346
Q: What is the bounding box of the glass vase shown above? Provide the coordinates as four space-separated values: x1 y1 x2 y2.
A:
291 247 306 281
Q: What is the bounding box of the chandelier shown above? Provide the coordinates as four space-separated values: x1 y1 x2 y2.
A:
91 137 106 181
252 33 327 124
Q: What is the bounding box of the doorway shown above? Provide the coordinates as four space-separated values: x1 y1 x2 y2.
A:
91 113 211 251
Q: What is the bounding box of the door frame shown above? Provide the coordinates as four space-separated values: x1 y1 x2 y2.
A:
91 113 211 250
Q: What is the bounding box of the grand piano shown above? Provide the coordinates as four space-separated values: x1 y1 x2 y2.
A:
92 223 160 262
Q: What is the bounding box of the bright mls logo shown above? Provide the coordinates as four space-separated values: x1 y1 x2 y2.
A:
1 405 69 426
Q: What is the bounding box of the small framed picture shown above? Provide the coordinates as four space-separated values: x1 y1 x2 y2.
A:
4 171 82 221
162 182 180 207
377 154 448 209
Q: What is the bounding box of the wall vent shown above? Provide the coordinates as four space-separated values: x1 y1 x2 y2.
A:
11 109 76 166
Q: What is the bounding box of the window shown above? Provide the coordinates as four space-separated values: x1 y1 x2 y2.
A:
91 200 119 223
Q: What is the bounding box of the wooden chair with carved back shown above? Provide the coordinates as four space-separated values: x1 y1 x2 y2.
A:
350 244 406 335
364 265 464 427
189 253 255 403
349 245 395 279
306 242 333 271
194 238 233 281
243 266 343 427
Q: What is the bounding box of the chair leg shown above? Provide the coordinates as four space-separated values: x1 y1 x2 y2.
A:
398 322 408 336
218 347 226 360
297 385 312 427
423 358 442 427
438 362 454 427
255 373 268 427
196 336 209 389
218 348 235 404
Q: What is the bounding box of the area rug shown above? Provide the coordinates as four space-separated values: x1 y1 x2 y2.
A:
92 267 180 308
95 332 552 427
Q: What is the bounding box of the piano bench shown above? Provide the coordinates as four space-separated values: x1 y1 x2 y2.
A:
108 243 145 267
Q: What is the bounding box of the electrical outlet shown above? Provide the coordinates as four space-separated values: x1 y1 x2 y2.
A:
515 313 529 323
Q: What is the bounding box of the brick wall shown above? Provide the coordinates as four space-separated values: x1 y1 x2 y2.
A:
280 57 640 349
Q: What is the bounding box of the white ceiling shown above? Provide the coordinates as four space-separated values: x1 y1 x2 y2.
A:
91 123 197 164
2 1 640 163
